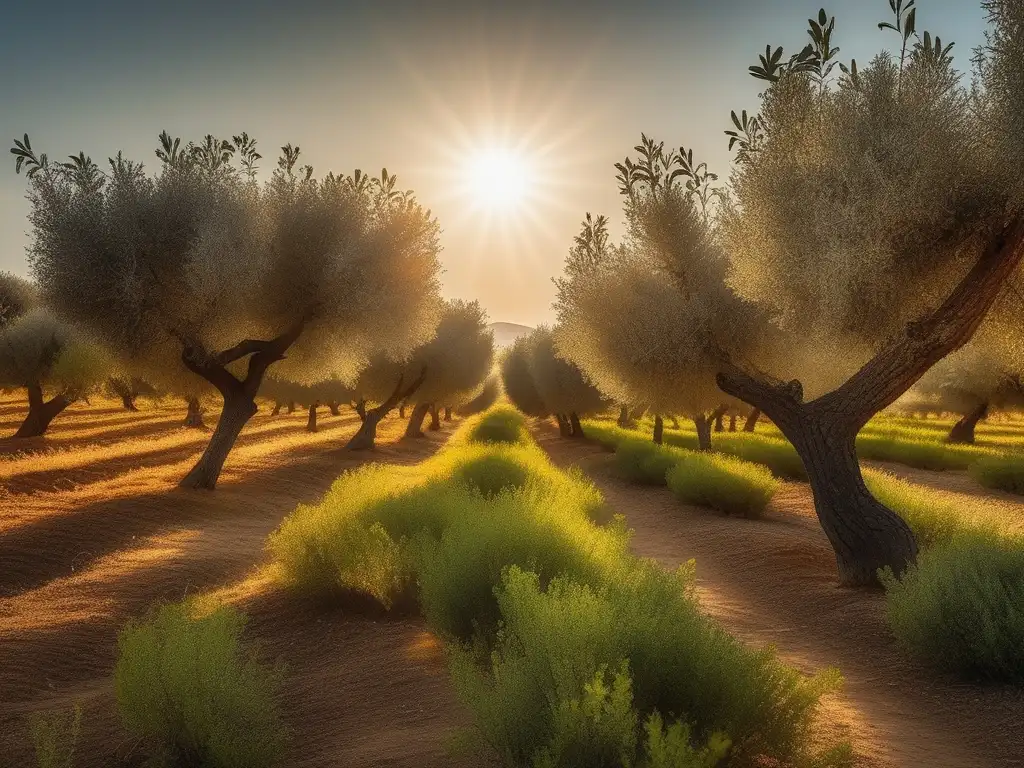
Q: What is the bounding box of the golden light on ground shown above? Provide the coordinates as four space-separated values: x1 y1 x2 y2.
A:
460 146 533 213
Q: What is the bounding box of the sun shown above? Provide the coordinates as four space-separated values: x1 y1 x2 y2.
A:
461 147 533 212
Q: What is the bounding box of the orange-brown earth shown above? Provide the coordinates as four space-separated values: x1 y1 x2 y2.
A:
0 395 475 767
535 424 1024 768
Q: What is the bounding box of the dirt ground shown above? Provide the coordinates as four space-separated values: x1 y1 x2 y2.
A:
535 425 1024 768
0 395 474 768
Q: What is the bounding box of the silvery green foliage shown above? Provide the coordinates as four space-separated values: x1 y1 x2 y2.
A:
19 133 443 390
0 308 109 394
259 374 354 408
0 272 37 327
721 4 1024 393
526 326 607 417
353 299 494 406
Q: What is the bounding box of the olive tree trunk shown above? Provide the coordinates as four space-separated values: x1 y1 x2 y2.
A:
271 402 282 416
692 414 712 452
405 402 431 439
946 402 988 445
398 402 407 419
108 377 139 412
13 382 74 438
653 415 664 445
286 401 296 414
307 403 319 433
352 399 367 422
428 404 441 431
670 416 680 429
569 412 585 439
184 396 206 429
729 414 737 432
716 217 1024 585
617 405 630 427
743 408 761 432
179 316 309 490
347 369 428 450
712 405 727 433
328 401 341 416
556 414 571 436
444 406 452 422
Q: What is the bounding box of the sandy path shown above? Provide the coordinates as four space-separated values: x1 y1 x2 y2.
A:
537 426 1024 768
0 398 474 767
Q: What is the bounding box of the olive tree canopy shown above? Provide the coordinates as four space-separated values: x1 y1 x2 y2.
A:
526 326 608 438
500 335 548 418
14 132 443 486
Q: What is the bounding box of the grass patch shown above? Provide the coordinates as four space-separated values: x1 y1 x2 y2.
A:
854 433 993 471
28 704 81 768
612 439 685 485
880 534 1024 683
468 405 528 445
267 406 846 765
666 452 780 518
969 454 1024 496
114 602 288 768
662 431 807 481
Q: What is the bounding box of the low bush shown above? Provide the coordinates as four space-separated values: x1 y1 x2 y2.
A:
969 454 1024 496
468 405 528 445
583 421 636 451
666 453 780 518
854 433 991 471
613 439 684 485
28 704 81 768
114 602 288 768
452 565 847 768
452 451 531 497
880 533 1024 683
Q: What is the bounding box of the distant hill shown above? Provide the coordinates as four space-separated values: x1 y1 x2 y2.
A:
489 322 533 348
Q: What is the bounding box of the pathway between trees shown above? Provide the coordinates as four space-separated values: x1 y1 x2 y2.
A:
536 425 1024 768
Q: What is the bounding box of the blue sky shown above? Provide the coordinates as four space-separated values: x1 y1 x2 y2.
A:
0 0 988 325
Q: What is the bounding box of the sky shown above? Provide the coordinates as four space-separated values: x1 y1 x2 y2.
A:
0 0 988 327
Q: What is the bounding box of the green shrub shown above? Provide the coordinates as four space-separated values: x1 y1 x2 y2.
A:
855 433 990 471
969 454 1024 496
582 421 636 451
612 440 683 485
452 565 845 768
666 452 780 518
114 602 288 768
468 406 528 445
453 452 531 497
880 534 1024 683
29 704 81 768
862 469 1003 547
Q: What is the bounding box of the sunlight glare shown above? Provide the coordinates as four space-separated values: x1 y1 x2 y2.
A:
463 147 532 211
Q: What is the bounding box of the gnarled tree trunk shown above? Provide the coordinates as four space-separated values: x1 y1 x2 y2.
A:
286 401 296 414
14 382 73 438
715 217 1024 585
617 405 630 427
108 377 139 412
347 369 428 450
180 395 257 489
946 402 988 445
271 402 282 416
693 414 712 452
728 414 737 432
653 415 664 445
569 412 585 439
405 402 430 439
556 414 571 437
429 404 441 431
398 402 407 419
712 405 727 433
743 408 761 432
352 399 367 422
184 397 206 429
328 401 341 416
307 402 319 433
444 406 452 422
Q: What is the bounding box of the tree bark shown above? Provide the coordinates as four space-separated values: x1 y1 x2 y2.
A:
693 415 712 452
346 369 428 450
670 416 680 429
286 401 296 414
653 415 664 445
184 397 206 429
714 216 1024 585
13 382 73 438
108 377 139 412
405 402 431 439
328 401 341 416
180 395 257 489
556 414 571 437
617 405 630 427
712 405 727 432
353 399 367 422
729 414 737 432
271 402 282 416
398 403 406 419
307 402 319 433
444 406 452 422
569 412 585 439
946 402 988 445
743 408 761 432
428 403 441 431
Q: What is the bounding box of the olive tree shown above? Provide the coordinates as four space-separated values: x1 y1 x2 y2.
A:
554 208 765 448
0 308 110 436
14 133 442 487
612 2 1024 584
526 326 608 438
456 370 501 417
350 299 494 441
500 335 548 418
259 375 354 433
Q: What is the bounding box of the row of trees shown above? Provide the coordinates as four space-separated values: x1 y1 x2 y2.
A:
8 134 493 487
536 0 1024 586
